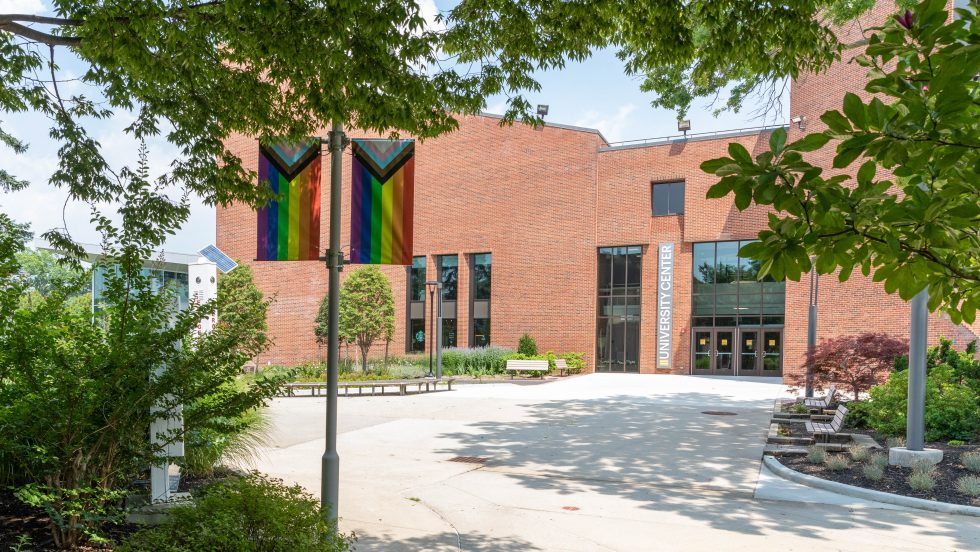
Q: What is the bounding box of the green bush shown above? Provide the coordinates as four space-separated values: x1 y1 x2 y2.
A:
440 346 515 376
862 366 980 442
844 400 872 429
825 454 850 471
848 444 871 463
957 475 980 497
517 333 538 356
962 451 980 473
862 463 884 481
118 473 354 552
869 452 889 470
807 445 826 464
907 470 936 492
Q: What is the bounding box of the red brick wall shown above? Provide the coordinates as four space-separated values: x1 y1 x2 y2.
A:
218 116 605 367
217 0 976 377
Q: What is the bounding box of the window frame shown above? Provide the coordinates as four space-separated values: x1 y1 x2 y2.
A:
651 180 685 217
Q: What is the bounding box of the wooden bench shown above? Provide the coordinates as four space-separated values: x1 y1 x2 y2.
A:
554 358 580 376
284 379 455 397
505 359 549 378
805 404 848 442
803 385 837 411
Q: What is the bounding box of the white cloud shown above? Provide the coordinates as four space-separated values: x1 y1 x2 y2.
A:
418 0 445 34
574 104 637 142
0 0 46 14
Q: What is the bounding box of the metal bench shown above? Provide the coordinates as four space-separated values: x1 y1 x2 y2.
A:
803 384 837 410
284 379 455 397
505 359 549 378
805 404 848 442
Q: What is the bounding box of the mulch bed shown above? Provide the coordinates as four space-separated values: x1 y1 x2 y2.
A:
781 432 980 507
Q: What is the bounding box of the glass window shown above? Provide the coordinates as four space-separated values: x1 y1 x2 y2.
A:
692 240 784 328
652 181 685 216
442 318 457 348
410 256 426 301
472 318 490 347
473 253 491 300
438 255 458 300
410 319 425 352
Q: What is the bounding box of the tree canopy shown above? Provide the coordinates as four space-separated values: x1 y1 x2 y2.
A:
338 266 395 373
1 0 883 250
701 0 979 323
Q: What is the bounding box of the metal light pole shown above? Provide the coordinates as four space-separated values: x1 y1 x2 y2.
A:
805 260 819 398
436 282 443 380
321 122 346 522
427 285 435 378
907 287 928 451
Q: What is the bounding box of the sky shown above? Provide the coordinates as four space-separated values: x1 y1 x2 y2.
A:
0 0 789 254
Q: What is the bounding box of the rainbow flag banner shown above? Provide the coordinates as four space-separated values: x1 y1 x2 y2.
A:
256 139 322 261
350 139 415 265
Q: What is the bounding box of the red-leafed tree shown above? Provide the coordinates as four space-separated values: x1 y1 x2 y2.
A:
796 333 909 401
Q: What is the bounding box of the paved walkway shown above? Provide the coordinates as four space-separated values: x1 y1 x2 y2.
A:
251 374 980 551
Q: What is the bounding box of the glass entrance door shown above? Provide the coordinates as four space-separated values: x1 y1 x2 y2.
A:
691 327 780 376
691 328 734 376
762 330 783 374
739 329 762 376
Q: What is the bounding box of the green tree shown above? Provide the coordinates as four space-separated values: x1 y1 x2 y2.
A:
0 214 30 322
338 267 395 374
0 148 286 548
701 0 980 323
217 263 271 356
2 0 888 242
517 333 538 356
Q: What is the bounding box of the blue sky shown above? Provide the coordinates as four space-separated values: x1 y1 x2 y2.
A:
0 0 788 254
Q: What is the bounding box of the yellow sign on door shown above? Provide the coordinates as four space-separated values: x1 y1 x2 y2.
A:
746 339 753 347
699 338 707 345
721 338 728 346
769 339 776 347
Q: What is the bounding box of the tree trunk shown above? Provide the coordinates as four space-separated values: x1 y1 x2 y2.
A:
384 340 389 368
360 343 369 375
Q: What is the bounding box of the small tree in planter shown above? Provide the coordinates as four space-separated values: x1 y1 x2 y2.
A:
517 333 538 356
338 267 395 374
794 332 908 400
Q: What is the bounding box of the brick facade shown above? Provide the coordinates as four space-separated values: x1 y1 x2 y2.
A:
216 0 976 380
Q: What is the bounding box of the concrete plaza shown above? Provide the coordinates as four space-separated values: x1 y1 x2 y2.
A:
252 374 980 551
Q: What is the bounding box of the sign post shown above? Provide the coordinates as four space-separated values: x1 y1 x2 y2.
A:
657 243 675 370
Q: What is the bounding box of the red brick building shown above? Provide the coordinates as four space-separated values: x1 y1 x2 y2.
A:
216 1 977 383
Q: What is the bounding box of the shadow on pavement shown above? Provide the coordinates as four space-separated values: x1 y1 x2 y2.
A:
435 392 979 550
353 530 543 551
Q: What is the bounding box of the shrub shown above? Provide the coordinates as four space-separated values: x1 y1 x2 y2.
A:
790 333 908 400
440 346 514 376
825 454 850 471
956 476 980 497
555 352 586 373
848 444 871 462
517 333 538 356
844 400 872 429
869 452 889 470
911 461 937 478
863 367 980 442
948 440 966 446
862 463 884 482
118 472 354 552
807 445 826 464
962 451 980 473
907 471 936 492
182 407 271 477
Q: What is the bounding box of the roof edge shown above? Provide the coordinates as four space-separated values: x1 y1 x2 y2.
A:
476 112 609 145
599 125 787 152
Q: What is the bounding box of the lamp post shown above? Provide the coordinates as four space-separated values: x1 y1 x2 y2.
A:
805 258 819 398
424 280 444 379
427 285 435 378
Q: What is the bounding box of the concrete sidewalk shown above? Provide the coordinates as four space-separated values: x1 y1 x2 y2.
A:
251 374 980 551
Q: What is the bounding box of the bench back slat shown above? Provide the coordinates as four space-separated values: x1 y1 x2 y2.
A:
506 359 549 369
554 359 568 368
831 405 848 431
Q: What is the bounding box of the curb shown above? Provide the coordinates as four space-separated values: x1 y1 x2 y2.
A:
762 455 980 517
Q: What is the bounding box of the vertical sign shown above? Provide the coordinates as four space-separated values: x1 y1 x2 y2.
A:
657 243 675 369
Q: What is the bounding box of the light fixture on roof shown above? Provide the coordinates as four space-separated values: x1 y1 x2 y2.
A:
791 115 807 131
536 104 549 116
677 119 691 137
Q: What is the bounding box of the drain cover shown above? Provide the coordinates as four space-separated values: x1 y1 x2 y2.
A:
702 411 738 416
448 456 489 464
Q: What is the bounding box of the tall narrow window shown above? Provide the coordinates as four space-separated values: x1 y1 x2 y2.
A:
407 256 426 352
438 255 458 347
470 253 491 347
651 181 685 216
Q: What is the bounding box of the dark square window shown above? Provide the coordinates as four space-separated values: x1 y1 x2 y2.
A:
652 181 685 216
